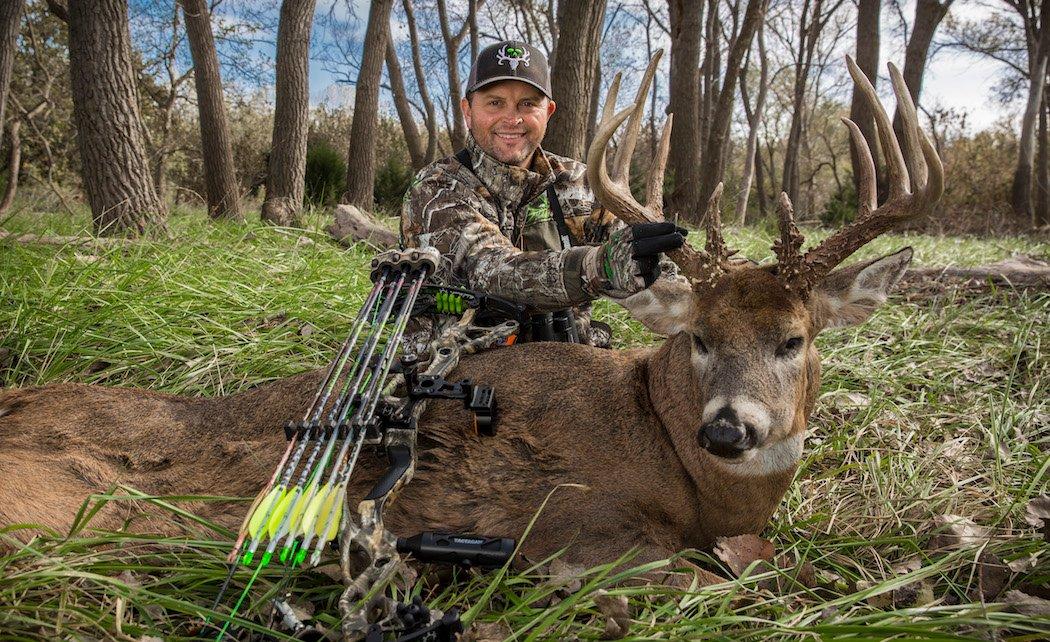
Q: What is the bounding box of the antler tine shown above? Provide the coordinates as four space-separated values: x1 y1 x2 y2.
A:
773 192 805 289
789 56 945 292
645 114 673 210
704 182 728 262
611 50 663 184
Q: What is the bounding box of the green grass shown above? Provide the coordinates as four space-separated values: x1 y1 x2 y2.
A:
0 205 1047 640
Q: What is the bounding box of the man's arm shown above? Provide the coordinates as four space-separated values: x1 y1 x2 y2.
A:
402 173 593 312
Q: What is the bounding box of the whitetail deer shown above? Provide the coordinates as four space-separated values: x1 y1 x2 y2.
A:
0 56 941 572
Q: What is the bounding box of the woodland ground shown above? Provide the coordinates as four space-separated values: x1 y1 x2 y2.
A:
0 204 1047 641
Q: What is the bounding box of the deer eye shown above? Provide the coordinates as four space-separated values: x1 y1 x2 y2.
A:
777 336 804 358
692 335 708 355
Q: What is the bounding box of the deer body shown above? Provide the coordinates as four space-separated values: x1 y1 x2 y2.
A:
0 322 800 566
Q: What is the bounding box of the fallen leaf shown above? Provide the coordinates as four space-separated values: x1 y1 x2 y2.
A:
593 589 630 640
1007 552 1039 573
1024 495 1050 541
713 534 775 577
1003 590 1050 616
927 514 991 551
856 580 893 608
891 557 922 575
139 637 163 642
461 621 512 642
533 558 585 607
893 580 935 607
822 391 871 410
296 235 315 246
976 551 1010 600
299 322 315 337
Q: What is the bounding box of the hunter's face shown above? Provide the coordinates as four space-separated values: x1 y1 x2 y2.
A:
462 81 556 168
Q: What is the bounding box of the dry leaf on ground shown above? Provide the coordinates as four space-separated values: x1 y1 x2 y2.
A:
1025 495 1050 541
713 534 775 577
461 621 512 642
976 551 1010 601
1003 590 1050 616
593 589 630 640
926 514 991 551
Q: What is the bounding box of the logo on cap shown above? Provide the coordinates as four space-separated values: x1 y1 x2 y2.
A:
495 44 530 72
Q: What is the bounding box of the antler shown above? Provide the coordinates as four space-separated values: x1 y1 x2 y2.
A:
776 56 945 293
586 51 731 290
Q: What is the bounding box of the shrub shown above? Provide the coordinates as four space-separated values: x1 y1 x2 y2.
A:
821 175 858 226
374 155 414 214
304 142 346 206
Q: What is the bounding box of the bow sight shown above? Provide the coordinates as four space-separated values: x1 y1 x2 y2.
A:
208 248 519 642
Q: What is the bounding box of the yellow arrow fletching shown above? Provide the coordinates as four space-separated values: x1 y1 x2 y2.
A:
266 488 296 537
298 485 332 537
248 486 283 540
285 482 315 534
316 486 345 543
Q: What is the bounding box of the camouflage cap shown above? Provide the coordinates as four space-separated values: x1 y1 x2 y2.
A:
465 41 551 99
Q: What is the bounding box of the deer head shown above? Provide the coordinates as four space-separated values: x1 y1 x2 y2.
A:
586 53 943 474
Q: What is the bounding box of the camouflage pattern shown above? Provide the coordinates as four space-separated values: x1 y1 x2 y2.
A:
581 226 649 299
401 133 622 312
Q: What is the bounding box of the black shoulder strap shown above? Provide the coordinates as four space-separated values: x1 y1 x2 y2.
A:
546 184 572 249
455 149 474 175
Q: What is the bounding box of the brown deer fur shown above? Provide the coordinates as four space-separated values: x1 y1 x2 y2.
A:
0 255 908 567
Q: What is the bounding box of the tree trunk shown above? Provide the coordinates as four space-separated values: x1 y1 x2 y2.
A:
68 0 165 236
181 0 242 220
666 0 703 218
438 0 466 150
386 39 425 170
344 0 395 210
0 119 20 214
0 0 25 156
544 0 606 158
1036 90 1049 226
849 0 880 196
781 0 820 206
735 24 767 225
892 0 951 191
403 0 438 165
1013 8 1050 222
262 0 316 227
697 0 765 206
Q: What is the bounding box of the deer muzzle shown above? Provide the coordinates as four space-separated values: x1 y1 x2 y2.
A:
698 407 757 459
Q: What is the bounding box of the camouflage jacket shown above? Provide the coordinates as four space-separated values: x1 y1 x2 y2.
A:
400 134 622 312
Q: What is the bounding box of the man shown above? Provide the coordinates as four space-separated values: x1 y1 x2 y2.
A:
401 40 685 346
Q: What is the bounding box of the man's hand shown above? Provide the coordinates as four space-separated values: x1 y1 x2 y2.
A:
581 222 688 298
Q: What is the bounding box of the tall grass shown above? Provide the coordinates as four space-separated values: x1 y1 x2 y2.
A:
0 207 1047 640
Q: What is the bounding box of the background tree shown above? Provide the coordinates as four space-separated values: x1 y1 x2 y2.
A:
262 0 316 226
67 0 165 236
893 0 954 191
666 0 702 217
344 0 395 210
849 0 880 196
0 0 25 155
696 0 766 208
180 0 242 220
544 0 606 159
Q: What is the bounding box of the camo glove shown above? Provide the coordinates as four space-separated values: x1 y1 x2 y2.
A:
581 222 688 298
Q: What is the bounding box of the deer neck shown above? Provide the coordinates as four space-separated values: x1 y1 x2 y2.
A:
644 334 801 543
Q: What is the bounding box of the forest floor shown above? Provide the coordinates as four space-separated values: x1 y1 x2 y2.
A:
0 206 1048 640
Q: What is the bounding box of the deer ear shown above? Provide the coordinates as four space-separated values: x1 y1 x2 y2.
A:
808 247 913 331
612 276 695 336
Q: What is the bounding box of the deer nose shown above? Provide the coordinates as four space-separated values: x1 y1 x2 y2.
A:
698 407 756 459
